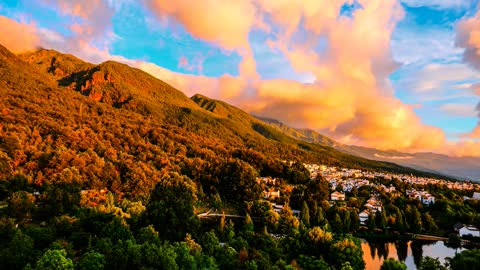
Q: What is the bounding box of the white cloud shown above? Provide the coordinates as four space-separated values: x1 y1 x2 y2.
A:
391 27 463 65
440 103 477 117
401 0 475 10
399 62 480 94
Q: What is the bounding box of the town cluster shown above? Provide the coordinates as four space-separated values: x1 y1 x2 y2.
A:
257 163 480 226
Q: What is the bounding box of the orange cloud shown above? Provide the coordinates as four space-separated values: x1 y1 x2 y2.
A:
141 0 448 152
0 16 40 53
145 0 257 51
456 9 480 69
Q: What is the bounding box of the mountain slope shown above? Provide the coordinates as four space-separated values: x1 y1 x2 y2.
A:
0 45 452 201
255 116 480 180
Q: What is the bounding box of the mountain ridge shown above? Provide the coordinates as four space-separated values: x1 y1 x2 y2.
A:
0 45 455 186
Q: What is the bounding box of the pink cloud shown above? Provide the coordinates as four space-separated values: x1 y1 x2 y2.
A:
0 16 40 53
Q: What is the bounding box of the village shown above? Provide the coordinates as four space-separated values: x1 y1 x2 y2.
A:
257 163 480 236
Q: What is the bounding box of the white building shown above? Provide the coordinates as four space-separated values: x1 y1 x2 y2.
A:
459 225 480 237
359 210 370 225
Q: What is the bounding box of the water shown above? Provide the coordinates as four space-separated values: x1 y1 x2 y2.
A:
361 239 465 270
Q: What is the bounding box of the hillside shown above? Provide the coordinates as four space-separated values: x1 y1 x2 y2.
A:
0 45 451 201
255 116 480 180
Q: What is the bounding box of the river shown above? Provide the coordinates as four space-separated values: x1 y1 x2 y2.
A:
361 239 465 269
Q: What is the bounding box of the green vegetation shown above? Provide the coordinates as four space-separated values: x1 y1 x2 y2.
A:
380 258 407 270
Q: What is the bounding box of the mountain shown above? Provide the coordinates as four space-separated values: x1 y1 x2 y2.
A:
0 44 453 200
255 116 480 181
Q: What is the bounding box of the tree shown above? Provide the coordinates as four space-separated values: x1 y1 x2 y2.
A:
405 205 422 233
7 191 35 220
447 249 480 270
301 201 310 226
329 238 364 270
244 213 254 232
350 210 360 231
306 227 333 254
43 168 82 215
0 230 35 269
380 258 407 270
77 251 106 270
375 210 387 231
144 172 199 241
217 159 261 204
418 257 447 270
279 204 299 234
367 213 376 231
35 249 74 270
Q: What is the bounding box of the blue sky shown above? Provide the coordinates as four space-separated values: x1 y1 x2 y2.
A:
0 0 479 154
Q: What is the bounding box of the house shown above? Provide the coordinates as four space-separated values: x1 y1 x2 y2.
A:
331 191 346 201
359 210 370 225
463 192 480 201
263 189 280 200
271 203 284 213
407 189 435 205
365 197 382 213
454 223 464 232
422 194 435 205
459 225 480 237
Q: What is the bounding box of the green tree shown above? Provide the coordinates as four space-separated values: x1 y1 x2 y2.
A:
418 257 447 270
144 172 199 241
0 230 35 269
380 258 407 270
77 251 106 270
375 210 387 231
350 210 360 231
279 204 299 234
447 249 480 270
329 238 364 270
367 213 376 231
301 201 310 226
217 159 261 203
35 249 74 270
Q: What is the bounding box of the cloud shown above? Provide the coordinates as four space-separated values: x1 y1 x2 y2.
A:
456 10 480 144
62 0 453 152
144 0 257 51
407 63 480 93
0 16 40 53
440 103 476 117
401 0 475 10
391 27 463 65
456 10 480 69
473 83 480 95
177 55 204 73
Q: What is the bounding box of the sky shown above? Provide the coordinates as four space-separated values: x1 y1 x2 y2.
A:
0 0 479 156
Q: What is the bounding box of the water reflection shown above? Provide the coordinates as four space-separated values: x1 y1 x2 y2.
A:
361 239 465 270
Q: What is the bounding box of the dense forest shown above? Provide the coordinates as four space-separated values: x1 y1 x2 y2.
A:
0 44 479 269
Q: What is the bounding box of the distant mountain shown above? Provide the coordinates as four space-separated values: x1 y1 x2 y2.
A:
255 116 480 181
